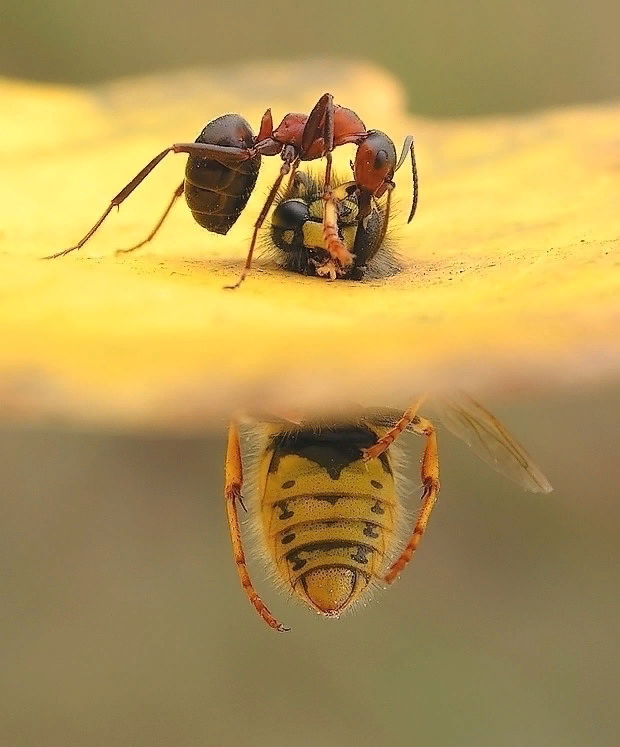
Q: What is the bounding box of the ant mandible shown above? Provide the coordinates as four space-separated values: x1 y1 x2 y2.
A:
45 93 418 289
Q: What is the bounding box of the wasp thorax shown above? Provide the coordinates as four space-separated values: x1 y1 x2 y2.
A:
298 567 369 616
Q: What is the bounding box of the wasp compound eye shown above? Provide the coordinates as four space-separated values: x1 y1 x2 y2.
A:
271 199 311 230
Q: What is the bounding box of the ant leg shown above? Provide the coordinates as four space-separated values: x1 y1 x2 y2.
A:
301 93 332 154
44 141 252 260
224 156 295 290
394 135 418 223
384 415 439 584
44 146 174 259
116 181 184 255
225 419 289 632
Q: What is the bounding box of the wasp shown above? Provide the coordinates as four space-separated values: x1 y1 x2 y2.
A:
44 93 417 288
267 170 401 280
225 395 552 632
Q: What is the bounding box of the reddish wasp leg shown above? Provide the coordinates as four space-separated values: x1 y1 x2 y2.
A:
224 159 293 290
384 415 439 584
362 394 429 461
116 181 185 255
321 158 354 270
322 189 353 270
225 420 289 632
44 142 250 260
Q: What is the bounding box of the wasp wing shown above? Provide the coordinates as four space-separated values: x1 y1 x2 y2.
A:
431 393 553 494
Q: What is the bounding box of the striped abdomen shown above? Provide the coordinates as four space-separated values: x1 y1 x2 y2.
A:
258 425 400 616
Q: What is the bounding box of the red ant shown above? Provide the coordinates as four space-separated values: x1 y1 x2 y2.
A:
45 93 417 288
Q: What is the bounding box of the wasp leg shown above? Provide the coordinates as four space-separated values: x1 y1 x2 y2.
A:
321 197 354 273
384 415 439 584
311 257 338 280
394 135 418 223
361 394 429 461
115 181 185 255
377 184 392 248
225 419 289 632
44 142 253 260
224 155 297 290
351 183 393 265
322 101 355 271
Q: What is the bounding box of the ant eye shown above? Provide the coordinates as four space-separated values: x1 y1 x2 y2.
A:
373 149 388 170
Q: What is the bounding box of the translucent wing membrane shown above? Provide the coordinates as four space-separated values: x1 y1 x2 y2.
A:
431 393 553 494
246 397 552 495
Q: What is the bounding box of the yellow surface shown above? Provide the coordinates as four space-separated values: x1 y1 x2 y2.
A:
0 63 618 430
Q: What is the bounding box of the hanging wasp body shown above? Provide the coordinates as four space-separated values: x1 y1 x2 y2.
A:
225 395 552 632
45 94 418 288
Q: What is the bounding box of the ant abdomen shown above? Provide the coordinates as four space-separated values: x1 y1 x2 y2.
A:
184 114 261 234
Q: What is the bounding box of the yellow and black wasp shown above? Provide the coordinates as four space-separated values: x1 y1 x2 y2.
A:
265 169 403 280
224 395 552 632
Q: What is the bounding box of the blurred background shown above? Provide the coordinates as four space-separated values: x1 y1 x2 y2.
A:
1 0 620 116
1 2 619 746
1 389 619 747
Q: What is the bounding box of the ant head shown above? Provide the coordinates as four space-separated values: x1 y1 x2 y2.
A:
353 130 397 196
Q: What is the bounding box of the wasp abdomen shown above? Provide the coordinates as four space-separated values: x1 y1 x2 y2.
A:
185 114 261 234
258 424 400 616
265 494 397 616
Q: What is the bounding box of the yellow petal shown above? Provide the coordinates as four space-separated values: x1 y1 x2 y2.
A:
0 63 618 430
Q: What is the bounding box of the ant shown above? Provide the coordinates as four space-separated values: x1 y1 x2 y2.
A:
45 93 418 289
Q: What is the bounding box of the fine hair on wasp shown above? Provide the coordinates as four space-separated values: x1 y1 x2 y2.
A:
260 167 405 281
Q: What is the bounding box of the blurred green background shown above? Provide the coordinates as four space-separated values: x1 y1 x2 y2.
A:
2 2 619 746
2 389 619 747
1 0 619 116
